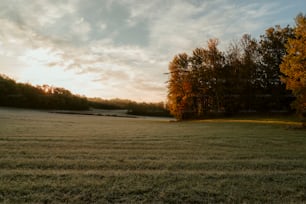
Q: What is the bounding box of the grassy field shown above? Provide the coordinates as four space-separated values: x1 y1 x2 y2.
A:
0 107 305 203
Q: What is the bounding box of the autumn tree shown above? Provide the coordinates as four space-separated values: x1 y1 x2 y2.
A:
167 53 191 120
280 13 306 122
167 14 302 120
167 39 226 120
190 39 225 114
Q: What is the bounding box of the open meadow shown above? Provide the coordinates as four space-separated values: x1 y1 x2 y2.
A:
0 107 305 203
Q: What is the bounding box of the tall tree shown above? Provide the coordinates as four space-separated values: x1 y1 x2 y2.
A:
280 13 306 122
259 25 294 110
167 53 191 120
189 39 225 115
224 41 243 113
238 34 260 111
205 39 225 112
224 35 261 112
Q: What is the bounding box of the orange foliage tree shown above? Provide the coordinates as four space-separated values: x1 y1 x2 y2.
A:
167 53 191 120
167 39 225 120
280 13 306 122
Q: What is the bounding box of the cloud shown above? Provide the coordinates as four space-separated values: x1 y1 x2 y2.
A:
0 0 303 102
147 0 286 54
71 17 92 41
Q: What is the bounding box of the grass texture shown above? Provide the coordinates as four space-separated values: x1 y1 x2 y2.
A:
0 108 305 203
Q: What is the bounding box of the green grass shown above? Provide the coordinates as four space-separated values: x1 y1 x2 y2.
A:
0 107 305 203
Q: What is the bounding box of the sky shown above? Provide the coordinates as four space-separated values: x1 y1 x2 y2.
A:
0 0 305 102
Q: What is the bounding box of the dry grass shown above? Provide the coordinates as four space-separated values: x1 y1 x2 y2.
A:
0 107 305 203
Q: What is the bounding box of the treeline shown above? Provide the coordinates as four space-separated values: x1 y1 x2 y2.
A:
0 74 170 116
0 74 89 110
167 14 306 120
89 98 170 117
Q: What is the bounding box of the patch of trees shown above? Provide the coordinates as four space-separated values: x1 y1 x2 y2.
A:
89 98 170 117
0 74 89 110
0 75 170 116
88 98 126 109
167 14 306 121
127 102 170 117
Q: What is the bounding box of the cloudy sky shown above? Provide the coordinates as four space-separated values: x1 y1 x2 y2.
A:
0 0 304 102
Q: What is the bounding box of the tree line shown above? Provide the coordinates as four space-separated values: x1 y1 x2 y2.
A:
0 74 89 110
89 97 170 117
167 14 306 121
0 74 170 116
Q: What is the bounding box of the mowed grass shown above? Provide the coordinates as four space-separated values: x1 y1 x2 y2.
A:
0 108 305 203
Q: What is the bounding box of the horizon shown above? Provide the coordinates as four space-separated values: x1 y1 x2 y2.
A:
0 0 305 102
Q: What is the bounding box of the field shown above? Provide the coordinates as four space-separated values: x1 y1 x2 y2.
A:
0 108 305 203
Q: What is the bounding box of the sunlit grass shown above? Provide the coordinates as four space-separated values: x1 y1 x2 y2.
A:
198 119 302 126
0 108 305 203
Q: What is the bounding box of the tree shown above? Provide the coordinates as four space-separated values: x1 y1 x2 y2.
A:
259 25 294 110
166 15 302 120
167 39 226 120
0 74 89 110
225 35 260 112
167 53 191 120
239 34 260 111
224 41 244 113
192 39 225 114
280 13 306 123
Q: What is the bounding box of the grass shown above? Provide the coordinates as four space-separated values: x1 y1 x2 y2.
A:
198 118 302 126
0 107 305 203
